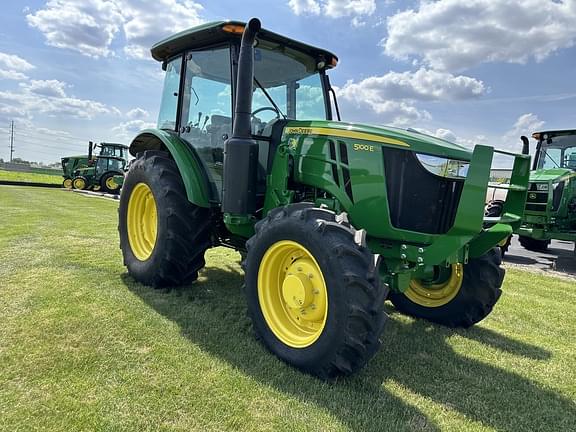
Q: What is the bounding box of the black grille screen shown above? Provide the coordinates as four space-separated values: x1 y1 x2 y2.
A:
383 148 464 234
525 183 548 212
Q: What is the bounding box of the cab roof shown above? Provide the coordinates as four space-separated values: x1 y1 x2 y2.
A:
100 142 129 148
150 20 338 67
532 129 576 140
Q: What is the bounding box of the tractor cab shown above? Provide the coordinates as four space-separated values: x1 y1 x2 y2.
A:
533 130 576 171
97 142 129 160
151 21 338 200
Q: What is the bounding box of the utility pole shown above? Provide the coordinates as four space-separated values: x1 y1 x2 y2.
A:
9 120 14 162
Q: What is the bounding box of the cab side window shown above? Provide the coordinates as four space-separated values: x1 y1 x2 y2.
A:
157 56 183 131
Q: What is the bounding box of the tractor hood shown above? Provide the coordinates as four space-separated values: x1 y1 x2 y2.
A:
530 168 574 183
285 120 473 161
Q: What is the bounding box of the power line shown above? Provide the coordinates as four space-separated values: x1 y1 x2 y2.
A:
15 130 90 143
14 134 87 151
9 121 14 162
15 139 86 153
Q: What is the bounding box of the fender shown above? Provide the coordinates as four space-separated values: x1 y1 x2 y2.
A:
129 128 211 208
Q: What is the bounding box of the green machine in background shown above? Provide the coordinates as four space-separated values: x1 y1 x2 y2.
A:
61 154 89 189
117 19 530 378
489 130 576 253
71 141 129 194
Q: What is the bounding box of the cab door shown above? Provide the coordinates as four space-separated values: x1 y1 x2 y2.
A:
178 46 233 201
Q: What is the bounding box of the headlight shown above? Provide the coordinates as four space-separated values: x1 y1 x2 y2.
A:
536 183 549 191
415 154 469 179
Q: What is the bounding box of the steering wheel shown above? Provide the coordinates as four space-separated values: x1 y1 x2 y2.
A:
251 106 280 121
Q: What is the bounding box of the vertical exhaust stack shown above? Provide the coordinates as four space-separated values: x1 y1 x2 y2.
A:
222 18 261 215
520 136 530 155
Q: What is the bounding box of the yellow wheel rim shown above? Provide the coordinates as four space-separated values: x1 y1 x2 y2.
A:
63 179 73 189
405 264 464 307
127 183 158 261
258 240 328 348
106 176 119 190
73 178 86 190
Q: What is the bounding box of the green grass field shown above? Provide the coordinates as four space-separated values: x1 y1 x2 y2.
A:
0 185 574 431
0 168 62 185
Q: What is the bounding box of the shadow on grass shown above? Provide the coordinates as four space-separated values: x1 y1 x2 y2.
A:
122 265 574 432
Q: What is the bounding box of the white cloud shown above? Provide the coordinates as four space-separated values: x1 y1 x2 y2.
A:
340 68 485 102
0 70 28 81
26 0 124 58
0 52 35 81
0 78 119 120
502 113 545 147
20 79 68 98
414 127 487 148
112 119 155 140
338 92 431 126
434 128 458 143
337 68 485 125
384 0 576 71
288 0 321 15
125 107 149 120
0 52 35 72
121 0 203 59
26 0 204 59
288 0 375 17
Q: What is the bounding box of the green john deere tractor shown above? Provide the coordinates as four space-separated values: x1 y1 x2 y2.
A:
72 141 129 194
61 155 89 189
118 19 530 378
488 130 576 253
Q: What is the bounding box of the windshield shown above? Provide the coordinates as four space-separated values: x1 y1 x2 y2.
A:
251 41 327 124
537 134 576 170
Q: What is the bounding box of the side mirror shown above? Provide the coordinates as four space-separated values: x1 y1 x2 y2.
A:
520 136 530 155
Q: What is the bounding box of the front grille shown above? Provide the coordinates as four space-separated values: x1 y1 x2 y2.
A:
525 182 548 212
382 148 463 234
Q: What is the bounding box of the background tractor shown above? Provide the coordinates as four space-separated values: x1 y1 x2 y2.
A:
61 155 89 189
71 141 129 193
118 19 530 378
487 130 576 254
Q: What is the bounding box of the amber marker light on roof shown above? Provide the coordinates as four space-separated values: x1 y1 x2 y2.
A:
222 24 245 34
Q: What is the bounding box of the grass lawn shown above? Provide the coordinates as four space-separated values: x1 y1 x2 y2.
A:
0 185 574 431
0 168 62 185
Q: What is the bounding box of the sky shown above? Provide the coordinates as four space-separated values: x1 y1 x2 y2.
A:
0 0 575 166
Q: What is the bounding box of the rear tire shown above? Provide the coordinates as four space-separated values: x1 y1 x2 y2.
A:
519 236 550 252
118 150 211 287
389 248 504 328
244 203 388 379
101 172 121 194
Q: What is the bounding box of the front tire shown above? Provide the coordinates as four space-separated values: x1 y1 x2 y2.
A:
63 178 73 189
244 204 388 379
72 176 87 190
388 248 504 327
519 236 550 252
118 151 211 287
